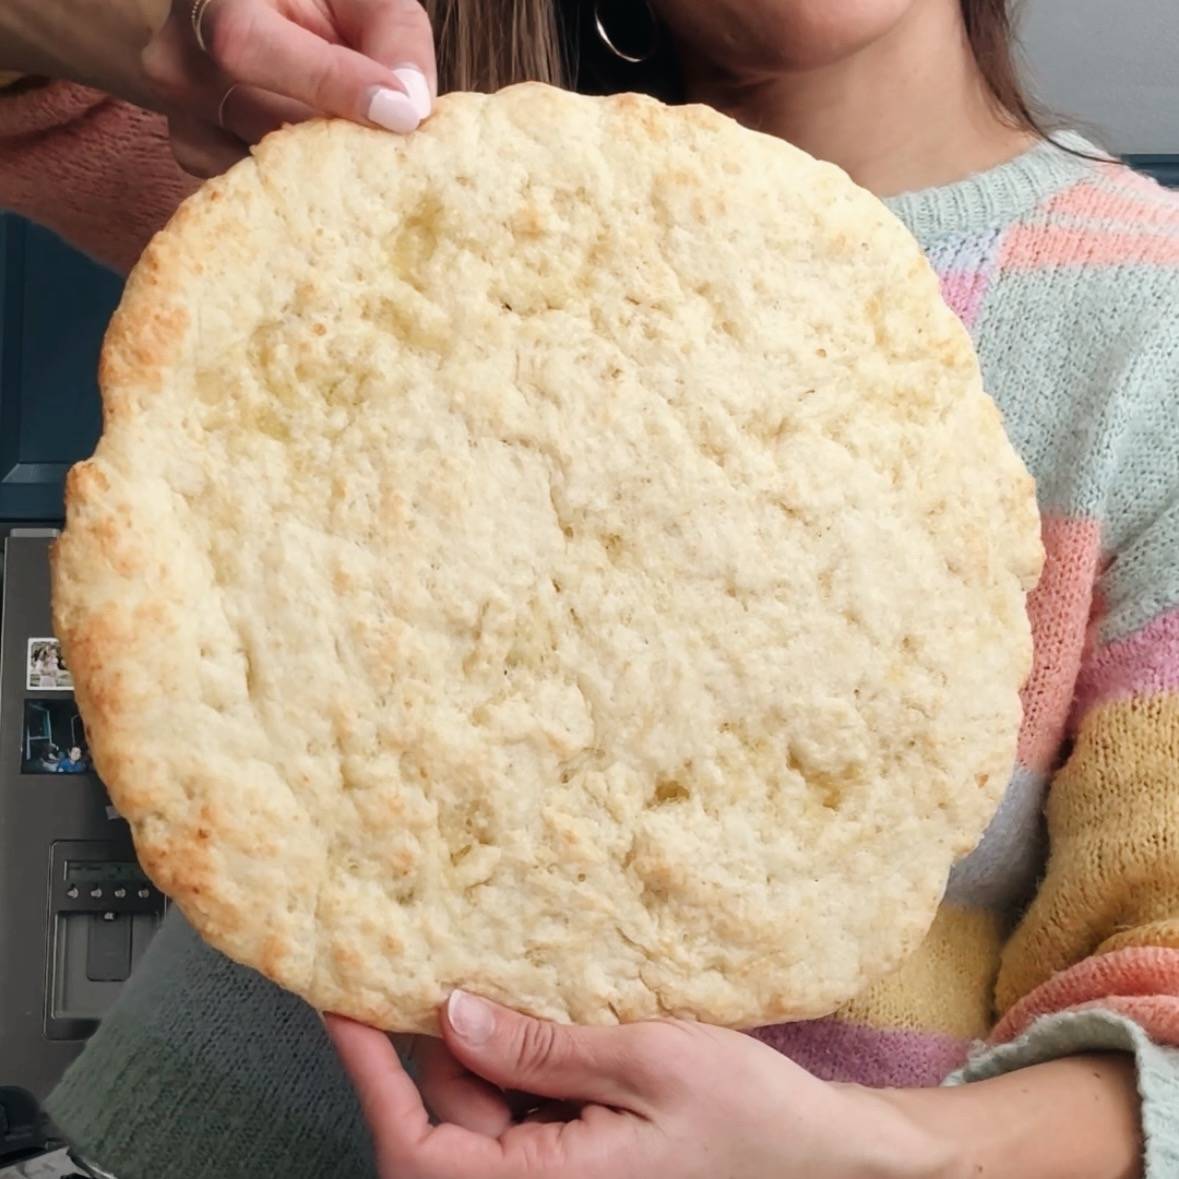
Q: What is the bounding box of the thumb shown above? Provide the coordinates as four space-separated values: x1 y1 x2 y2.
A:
441 990 656 1112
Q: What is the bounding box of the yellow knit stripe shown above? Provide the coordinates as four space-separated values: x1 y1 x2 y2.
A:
837 902 1003 1039
997 693 1179 1014
1100 914 1179 954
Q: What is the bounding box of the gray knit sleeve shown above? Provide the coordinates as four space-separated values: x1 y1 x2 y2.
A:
47 909 376 1179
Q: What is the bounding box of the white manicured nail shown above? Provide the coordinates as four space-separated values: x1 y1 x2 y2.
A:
367 86 420 133
393 65 432 120
447 990 494 1044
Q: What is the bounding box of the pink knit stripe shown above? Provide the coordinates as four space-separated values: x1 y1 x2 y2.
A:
1001 224 1179 268
994 946 1179 1044
1072 606 1179 717
1046 177 1179 226
1018 515 1102 773
750 1018 969 1087
0 77 110 135
1077 996 1179 1044
939 269 991 329
0 82 193 274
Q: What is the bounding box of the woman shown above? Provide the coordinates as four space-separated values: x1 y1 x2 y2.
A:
1 2 1176 1176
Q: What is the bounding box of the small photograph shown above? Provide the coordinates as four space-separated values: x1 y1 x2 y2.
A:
27 637 73 691
21 699 91 775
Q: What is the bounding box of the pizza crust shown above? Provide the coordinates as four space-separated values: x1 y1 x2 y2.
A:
52 84 1042 1032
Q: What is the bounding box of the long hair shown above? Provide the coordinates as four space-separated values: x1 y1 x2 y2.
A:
424 0 564 93
960 0 1052 135
425 0 1052 140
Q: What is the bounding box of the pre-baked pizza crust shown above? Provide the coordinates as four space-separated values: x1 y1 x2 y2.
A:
52 84 1042 1032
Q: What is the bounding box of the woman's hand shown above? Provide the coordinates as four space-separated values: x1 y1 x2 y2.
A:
326 992 955 1179
349 1000 1144 1179
0 0 435 178
144 0 435 176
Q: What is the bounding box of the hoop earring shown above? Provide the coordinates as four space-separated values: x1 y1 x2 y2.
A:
594 0 659 65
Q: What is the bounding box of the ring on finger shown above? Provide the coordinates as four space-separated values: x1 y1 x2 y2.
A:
217 82 241 129
191 0 217 53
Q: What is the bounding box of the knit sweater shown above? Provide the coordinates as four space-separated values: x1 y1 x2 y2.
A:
3 84 1178 1178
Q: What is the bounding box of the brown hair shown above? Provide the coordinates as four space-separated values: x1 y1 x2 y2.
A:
426 0 1051 137
960 0 1051 135
425 0 563 94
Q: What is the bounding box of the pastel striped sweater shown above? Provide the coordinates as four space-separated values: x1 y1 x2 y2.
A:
3 85 1179 1178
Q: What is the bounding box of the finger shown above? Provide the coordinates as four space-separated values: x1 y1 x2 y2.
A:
416 1037 515 1135
168 112 247 178
221 83 315 144
441 991 658 1112
189 0 224 52
201 1 428 130
325 1016 432 1151
327 1016 516 1178
332 0 437 97
142 16 223 114
146 24 311 151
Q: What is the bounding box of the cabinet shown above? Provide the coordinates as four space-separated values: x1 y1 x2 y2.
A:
1127 156 1179 189
0 215 122 523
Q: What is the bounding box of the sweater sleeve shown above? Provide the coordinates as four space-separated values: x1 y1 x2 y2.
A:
0 79 195 273
951 319 1179 1175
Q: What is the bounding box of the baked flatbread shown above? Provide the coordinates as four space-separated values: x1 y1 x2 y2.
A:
52 84 1042 1033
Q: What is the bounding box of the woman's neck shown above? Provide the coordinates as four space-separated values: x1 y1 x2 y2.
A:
674 1 1036 197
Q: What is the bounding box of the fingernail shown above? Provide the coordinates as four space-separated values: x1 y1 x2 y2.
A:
447 989 495 1044
393 65 432 121
367 86 420 133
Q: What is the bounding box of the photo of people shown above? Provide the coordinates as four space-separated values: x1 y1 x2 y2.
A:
26 637 73 691
21 699 91 775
